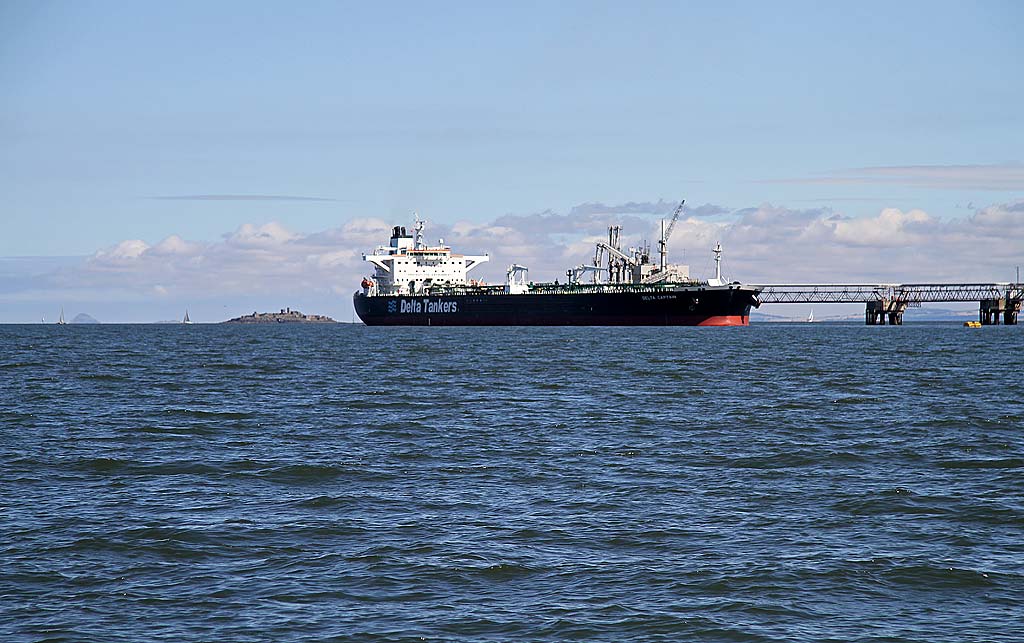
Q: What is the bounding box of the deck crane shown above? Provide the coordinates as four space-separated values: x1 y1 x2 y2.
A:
658 199 685 273
566 263 604 284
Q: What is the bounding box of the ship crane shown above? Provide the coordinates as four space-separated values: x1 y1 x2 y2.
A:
506 264 530 294
659 199 685 273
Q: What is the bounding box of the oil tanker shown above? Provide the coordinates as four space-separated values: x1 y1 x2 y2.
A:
354 203 760 326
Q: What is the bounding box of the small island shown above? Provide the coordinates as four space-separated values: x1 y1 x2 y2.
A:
223 308 337 324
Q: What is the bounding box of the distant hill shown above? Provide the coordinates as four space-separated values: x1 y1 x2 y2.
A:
750 311 795 322
71 313 100 324
903 307 977 321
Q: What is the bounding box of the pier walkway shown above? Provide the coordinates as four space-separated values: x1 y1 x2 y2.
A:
752 283 1023 325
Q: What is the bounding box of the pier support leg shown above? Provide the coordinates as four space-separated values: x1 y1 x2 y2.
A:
980 299 1007 326
1005 298 1020 325
866 301 885 325
866 300 906 325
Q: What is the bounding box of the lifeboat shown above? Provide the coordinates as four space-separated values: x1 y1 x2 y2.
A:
361 278 374 289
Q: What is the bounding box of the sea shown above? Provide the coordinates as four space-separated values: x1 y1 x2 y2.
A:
2 323 1022 642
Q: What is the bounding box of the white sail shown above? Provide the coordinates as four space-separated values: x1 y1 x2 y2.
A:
807 309 814 323
57 308 67 325
183 309 192 324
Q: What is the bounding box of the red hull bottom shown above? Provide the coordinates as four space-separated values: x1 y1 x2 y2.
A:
696 315 749 326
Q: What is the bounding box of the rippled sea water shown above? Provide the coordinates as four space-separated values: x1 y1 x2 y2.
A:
2 323 1023 642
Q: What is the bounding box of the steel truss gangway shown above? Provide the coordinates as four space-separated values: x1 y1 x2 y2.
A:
751 282 1023 325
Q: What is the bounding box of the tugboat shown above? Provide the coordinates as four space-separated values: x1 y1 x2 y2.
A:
353 202 761 326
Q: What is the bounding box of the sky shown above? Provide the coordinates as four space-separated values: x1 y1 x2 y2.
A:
1 0 1022 322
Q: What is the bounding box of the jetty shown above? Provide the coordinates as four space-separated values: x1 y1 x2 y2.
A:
753 283 1023 325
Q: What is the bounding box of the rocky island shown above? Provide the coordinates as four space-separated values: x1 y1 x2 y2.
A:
223 308 337 324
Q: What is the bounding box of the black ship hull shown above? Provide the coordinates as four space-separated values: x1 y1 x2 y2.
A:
354 286 758 326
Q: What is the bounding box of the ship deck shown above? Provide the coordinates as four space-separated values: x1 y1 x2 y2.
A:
367 281 755 298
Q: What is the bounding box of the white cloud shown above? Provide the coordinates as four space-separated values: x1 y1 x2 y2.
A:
970 201 1024 229
150 235 199 256
718 201 1024 282
225 221 298 248
313 249 358 269
831 208 932 247
92 239 149 264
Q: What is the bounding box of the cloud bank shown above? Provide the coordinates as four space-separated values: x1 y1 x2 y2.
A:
5 199 1023 321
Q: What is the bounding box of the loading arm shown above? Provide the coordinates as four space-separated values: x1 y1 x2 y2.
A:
595 242 639 265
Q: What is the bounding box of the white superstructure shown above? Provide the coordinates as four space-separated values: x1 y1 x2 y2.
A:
361 217 489 296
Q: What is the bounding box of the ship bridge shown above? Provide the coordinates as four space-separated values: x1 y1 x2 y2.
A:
362 217 488 296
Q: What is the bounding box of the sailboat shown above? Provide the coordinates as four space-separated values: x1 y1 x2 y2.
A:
57 308 67 325
182 309 192 324
806 309 815 323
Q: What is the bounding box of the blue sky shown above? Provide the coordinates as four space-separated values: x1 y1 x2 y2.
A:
2 1 1022 321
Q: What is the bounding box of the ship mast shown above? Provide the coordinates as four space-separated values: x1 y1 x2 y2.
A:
709 242 724 286
413 213 425 250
